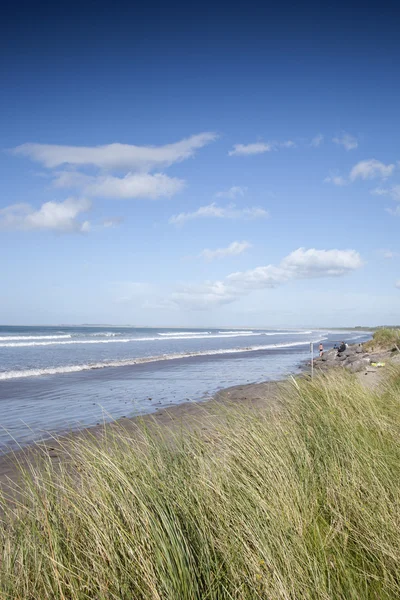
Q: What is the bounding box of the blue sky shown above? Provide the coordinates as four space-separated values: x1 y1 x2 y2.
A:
1 0 400 327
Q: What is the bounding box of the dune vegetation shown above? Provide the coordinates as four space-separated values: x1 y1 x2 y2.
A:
364 327 400 352
1 367 400 599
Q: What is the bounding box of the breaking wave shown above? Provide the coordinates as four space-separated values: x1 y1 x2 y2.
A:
0 334 72 342
218 330 254 334
87 332 121 337
0 332 266 347
0 330 317 348
0 338 326 380
158 331 211 336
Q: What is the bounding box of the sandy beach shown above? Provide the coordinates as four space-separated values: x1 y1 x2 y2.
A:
0 378 283 502
1 332 399 598
0 340 392 505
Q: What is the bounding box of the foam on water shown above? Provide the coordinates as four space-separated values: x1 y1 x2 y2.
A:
87 332 121 337
255 330 313 336
158 331 211 336
0 337 326 380
0 332 267 347
0 330 319 347
0 334 72 341
218 330 254 334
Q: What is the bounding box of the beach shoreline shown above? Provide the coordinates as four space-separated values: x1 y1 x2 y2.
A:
1 336 398 596
1 337 391 501
0 327 371 454
0 377 284 500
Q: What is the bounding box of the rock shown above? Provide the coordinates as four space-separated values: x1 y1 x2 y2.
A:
346 354 364 364
321 349 337 362
346 358 370 373
344 349 355 357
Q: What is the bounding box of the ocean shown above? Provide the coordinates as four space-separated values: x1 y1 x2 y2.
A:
0 325 371 452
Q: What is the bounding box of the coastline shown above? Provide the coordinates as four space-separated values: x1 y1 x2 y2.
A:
2 339 399 597
0 328 370 453
0 377 284 501
1 338 391 502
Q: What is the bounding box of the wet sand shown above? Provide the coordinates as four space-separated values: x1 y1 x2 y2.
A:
1 346 396 505
0 379 283 503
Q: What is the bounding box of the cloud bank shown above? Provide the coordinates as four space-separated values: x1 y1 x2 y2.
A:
12 132 217 203
53 171 185 199
171 247 363 309
12 132 218 172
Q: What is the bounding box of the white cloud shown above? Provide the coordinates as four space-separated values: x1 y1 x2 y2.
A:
13 133 215 204
333 132 358 150
0 198 91 233
280 248 363 277
228 140 295 156
324 174 347 186
171 247 363 309
226 264 289 289
350 159 395 181
53 171 185 199
396 281 400 289
228 142 273 156
215 186 248 199
169 203 269 226
311 134 324 147
326 160 397 188
200 241 252 261
371 185 400 201
12 132 218 171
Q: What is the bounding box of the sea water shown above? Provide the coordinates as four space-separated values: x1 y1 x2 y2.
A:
0 326 370 452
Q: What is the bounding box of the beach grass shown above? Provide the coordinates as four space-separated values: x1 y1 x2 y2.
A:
1 368 399 599
364 327 400 352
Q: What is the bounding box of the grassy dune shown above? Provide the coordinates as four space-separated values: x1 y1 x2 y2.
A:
364 328 400 352
1 368 400 599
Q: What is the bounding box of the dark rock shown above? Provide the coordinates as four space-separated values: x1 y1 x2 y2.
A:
346 358 370 373
346 354 363 364
321 349 337 362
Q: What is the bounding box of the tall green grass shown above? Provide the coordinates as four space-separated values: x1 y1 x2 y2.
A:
1 369 399 599
364 328 400 352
